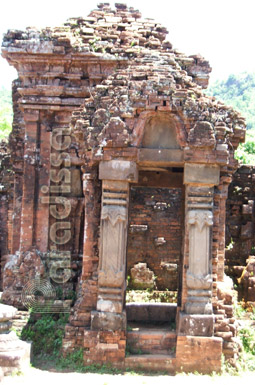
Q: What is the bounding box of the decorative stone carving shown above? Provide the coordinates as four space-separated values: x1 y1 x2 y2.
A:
91 161 138 331
185 209 213 314
186 272 212 290
92 160 138 331
188 210 213 231
101 205 127 227
187 210 213 285
96 179 129 316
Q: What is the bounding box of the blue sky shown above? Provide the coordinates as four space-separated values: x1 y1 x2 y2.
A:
1 0 255 88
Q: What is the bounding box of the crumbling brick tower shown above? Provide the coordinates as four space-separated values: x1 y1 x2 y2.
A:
1 3 245 373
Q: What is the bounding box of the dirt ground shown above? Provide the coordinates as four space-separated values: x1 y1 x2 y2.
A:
2 368 255 385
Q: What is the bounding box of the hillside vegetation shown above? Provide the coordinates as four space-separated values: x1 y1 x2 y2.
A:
208 72 255 130
207 72 255 164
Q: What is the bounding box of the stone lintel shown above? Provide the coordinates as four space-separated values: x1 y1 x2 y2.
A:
138 148 184 167
178 312 214 336
91 310 126 331
184 163 220 186
99 160 138 182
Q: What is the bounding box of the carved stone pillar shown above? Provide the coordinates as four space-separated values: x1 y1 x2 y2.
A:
97 179 129 314
178 163 220 336
91 160 138 331
185 204 213 314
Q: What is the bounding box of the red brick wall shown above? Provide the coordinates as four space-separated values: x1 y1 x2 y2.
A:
127 170 184 290
225 165 255 280
225 165 255 304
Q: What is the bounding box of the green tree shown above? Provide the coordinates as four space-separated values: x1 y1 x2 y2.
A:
0 87 12 140
207 72 255 164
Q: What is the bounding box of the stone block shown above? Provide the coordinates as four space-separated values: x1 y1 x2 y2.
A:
130 262 155 289
178 312 214 336
99 160 138 182
241 222 253 239
242 200 254 215
91 310 126 331
126 303 177 324
138 148 184 166
184 163 220 186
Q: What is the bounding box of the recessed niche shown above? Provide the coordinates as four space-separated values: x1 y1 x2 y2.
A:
141 114 180 149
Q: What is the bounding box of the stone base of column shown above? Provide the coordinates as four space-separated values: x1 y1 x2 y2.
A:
185 296 213 315
178 312 214 336
91 310 126 331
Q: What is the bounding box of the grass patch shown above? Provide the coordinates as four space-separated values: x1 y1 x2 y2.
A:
238 325 255 371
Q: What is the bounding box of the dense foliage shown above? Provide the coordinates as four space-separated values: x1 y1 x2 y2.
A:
0 87 12 140
234 128 255 164
208 72 255 130
208 72 255 164
21 313 69 358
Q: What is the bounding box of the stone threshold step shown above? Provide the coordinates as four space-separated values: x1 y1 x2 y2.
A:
127 329 176 335
127 329 176 354
125 353 176 373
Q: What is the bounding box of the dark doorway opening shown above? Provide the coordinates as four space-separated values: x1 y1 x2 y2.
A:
125 169 184 355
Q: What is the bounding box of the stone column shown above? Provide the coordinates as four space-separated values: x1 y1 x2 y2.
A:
91 160 138 331
185 196 214 315
178 163 220 336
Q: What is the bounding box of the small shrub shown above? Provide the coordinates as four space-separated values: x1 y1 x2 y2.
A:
57 348 84 371
21 313 69 358
234 302 246 318
239 326 255 355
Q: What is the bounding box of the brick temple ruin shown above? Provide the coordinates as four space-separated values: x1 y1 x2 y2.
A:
0 3 248 373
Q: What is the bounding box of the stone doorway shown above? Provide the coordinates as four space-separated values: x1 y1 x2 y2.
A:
125 168 184 356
